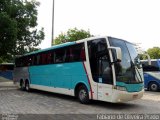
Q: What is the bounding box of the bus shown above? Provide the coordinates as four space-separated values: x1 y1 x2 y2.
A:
0 63 14 81
141 59 160 91
13 36 144 103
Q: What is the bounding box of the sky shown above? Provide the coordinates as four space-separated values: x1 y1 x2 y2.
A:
37 0 160 50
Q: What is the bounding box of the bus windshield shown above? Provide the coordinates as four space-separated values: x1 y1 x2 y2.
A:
108 37 142 84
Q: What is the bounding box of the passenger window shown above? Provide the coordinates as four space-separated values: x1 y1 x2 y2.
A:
71 44 86 62
15 43 86 66
46 52 52 64
55 49 66 63
142 61 160 72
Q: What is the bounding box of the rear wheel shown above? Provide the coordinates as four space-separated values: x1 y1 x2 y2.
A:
149 82 159 91
78 85 89 104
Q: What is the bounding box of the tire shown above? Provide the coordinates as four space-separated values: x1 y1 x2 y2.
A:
20 80 25 91
25 80 30 92
149 82 159 91
78 85 89 104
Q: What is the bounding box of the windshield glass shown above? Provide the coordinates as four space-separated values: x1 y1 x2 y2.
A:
108 37 142 84
126 43 141 69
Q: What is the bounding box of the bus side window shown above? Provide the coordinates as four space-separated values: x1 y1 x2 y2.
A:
80 46 86 61
55 49 66 63
15 58 20 67
39 53 47 65
36 54 40 65
28 56 33 66
71 43 86 62
23 57 28 66
33 55 37 65
31 56 35 66
46 52 52 64
65 48 71 62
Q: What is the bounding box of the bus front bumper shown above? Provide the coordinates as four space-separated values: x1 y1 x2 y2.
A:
111 89 144 103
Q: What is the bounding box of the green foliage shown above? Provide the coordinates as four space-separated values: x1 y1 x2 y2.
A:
0 12 17 62
54 28 93 45
147 47 160 59
139 54 148 60
139 51 148 60
0 0 44 63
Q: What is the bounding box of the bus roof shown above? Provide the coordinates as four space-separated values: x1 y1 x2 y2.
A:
18 36 108 57
24 41 76 56
18 36 134 58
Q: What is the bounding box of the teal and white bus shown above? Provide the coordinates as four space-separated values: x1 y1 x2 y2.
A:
13 36 144 103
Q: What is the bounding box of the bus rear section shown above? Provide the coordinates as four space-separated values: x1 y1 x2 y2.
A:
141 59 160 91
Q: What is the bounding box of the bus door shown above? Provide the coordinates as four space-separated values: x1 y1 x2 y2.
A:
87 38 113 101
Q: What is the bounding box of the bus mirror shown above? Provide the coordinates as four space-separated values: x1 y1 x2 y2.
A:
108 47 122 62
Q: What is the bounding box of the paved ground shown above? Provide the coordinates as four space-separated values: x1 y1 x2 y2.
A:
0 80 160 120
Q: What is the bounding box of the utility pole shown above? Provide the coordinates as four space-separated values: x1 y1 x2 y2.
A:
51 0 54 46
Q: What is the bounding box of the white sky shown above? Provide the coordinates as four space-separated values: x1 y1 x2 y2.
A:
37 0 160 50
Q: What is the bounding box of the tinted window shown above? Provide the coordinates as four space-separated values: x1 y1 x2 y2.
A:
36 54 41 65
0 65 14 71
15 43 86 67
151 61 159 69
55 49 66 63
46 52 53 64
142 60 160 71
71 44 86 62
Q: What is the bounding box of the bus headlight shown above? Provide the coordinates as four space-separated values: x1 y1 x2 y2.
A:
115 86 127 91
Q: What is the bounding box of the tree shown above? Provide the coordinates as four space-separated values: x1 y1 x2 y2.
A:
147 47 160 59
0 0 44 63
54 28 93 45
0 12 17 62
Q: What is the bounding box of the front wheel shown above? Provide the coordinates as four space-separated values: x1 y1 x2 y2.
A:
78 85 89 104
25 81 31 92
20 80 25 91
149 82 159 91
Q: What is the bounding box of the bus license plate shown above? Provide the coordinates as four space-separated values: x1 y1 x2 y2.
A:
133 94 138 99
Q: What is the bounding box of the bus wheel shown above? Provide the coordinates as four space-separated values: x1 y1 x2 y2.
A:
25 80 30 92
149 82 159 91
20 80 25 91
78 85 89 104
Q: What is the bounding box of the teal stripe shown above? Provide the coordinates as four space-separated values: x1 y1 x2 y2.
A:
29 62 90 91
116 81 143 92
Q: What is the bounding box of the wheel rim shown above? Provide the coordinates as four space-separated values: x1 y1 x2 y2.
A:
21 82 25 89
151 84 158 91
26 83 29 91
79 89 87 101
